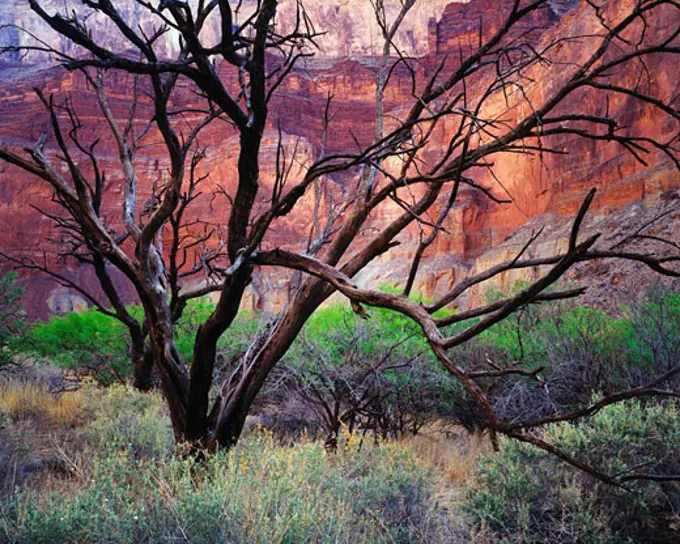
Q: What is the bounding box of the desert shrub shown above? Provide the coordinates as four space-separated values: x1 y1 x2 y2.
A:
472 284 679 424
1 390 446 543
466 399 680 543
620 285 680 385
487 307 630 422
268 303 470 443
83 385 173 459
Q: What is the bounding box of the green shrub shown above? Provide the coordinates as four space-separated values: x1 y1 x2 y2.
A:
471 285 679 423
83 385 174 458
620 286 680 382
466 399 680 543
27 309 131 385
22 299 263 385
270 302 472 439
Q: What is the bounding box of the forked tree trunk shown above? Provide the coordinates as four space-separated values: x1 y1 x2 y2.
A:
200 282 330 450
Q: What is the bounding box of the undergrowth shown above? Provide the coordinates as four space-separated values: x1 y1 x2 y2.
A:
0 385 459 544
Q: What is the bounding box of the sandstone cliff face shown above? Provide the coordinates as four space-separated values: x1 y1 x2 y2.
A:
0 0 678 318
409 0 680 306
428 0 562 55
0 0 456 61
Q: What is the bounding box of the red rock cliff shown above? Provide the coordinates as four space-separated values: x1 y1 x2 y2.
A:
0 0 678 317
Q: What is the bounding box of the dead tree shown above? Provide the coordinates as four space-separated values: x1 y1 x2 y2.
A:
0 0 679 485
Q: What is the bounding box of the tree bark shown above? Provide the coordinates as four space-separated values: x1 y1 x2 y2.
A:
132 344 154 392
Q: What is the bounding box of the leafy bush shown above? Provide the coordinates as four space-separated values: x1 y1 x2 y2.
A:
22 299 262 386
27 309 131 385
466 399 680 543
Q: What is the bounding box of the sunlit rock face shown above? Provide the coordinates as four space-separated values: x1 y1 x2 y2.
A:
0 0 678 318
424 0 679 236
276 0 456 57
0 0 456 61
410 0 680 305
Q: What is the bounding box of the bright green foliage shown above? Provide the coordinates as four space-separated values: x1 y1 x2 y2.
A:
480 283 679 371
466 399 680 543
290 303 431 367
479 284 626 370
23 299 264 384
3 282 679 542
28 309 131 385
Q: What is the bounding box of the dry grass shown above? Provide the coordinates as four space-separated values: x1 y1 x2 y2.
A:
400 425 493 485
0 382 84 427
394 426 496 540
398 424 494 516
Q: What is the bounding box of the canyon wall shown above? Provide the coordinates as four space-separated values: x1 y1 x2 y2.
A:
415 0 680 305
0 0 456 61
0 0 678 318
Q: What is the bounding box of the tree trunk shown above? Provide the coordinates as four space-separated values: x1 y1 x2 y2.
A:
144 312 190 442
132 345 154 392
205 280 331 450
185 267 253 445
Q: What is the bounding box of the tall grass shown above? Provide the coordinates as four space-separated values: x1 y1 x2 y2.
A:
0 382 83 427
399 427 492 487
